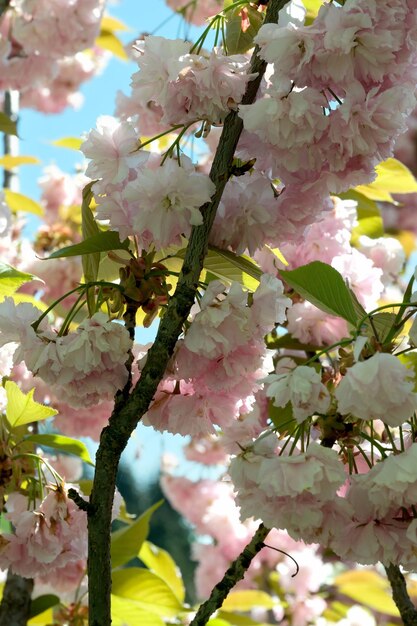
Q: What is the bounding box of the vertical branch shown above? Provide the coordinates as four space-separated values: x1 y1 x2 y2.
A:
3 90 20 191
0 572 33 626
0 88 33 626
86 1 291 624
385 564 417 626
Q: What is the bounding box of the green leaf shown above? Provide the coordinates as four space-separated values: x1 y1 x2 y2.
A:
81 181 101 315
46 230 130 259
111 500 163 568
96 29 128 60
280 261 360 325
51 137 83 150
27 608 55 625
0 262 40 298
112 568 183 617
363 312 398 343
139 541 185 603
225 6 263 55
217 612 271 626
111 595 165 626
268 400 296 434
335 570 400 617
0 513 11 533
341 190 384 243
265 331 320 352
29 595 60 619
204 248 260 291
0 155 40 168
0 112 18 136
5 381 58 428
4 190 44 217
24 433 94 466
221 590 275 612
355 158 417 203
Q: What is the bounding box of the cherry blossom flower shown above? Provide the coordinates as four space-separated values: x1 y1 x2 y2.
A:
335 352 417 426
264 365 330 424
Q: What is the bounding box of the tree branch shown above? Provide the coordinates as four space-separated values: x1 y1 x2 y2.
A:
189 523 271 626
87 2 291 624
0 571 33 626
385 564 417 625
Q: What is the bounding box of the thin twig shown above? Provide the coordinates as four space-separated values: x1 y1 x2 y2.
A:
189 524 271 626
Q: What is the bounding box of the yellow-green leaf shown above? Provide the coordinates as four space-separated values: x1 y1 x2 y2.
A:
342 190 384 242
139 541 185 603
27 608 55 625
111 500 163 568
101 14 131 31
267 245 288 267
112 568 183 617
355 158 417 203
0 262 40 298
5 381 58 428
51 137 83 150
4 190 44 216
96 30 128 60
221 590 275 612
302 0 323 24
335 570 400 617
111 595 165 626
0 155 40 168
24 433 94 466
1 293 46 310
0 112 18 136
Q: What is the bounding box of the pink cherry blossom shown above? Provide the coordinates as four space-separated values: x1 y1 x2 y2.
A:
0 486 87 579
81 116 146 186
335 352 417 426
12 0 105 58
264 365 330 424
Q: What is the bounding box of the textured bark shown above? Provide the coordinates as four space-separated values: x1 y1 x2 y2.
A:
189 524 271 626
0 571 33 626
87 2 291 624
385 564 417 625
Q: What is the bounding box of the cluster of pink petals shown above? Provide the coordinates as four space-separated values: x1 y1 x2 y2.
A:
0 487 87 580
230 440 346 535
38 165 86 220
0 300 132 407
264 364 330 424
81 117 215 245
11 0 105 58
0 2 108 112
209 171 283 255
129 36 256 128
144 276 291 437
20 49 109 114
236 0 417 243
231 430 417 569
335 352 417 427
161 471 328 609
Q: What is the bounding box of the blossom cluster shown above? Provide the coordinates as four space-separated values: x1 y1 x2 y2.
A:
0 299 132 407
0 0 108 112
